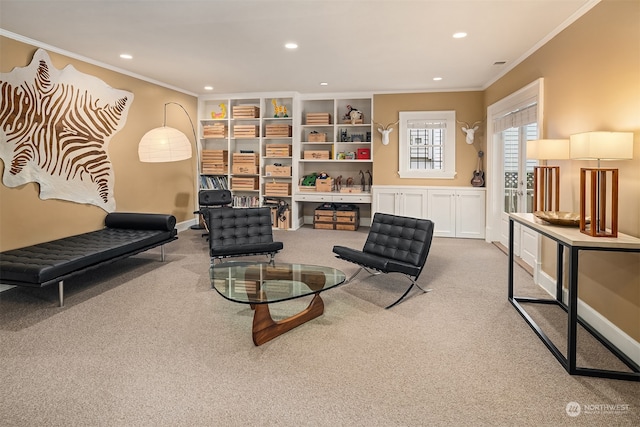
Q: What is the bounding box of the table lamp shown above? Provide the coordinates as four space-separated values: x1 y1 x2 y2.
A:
526 139 571 212
570 131 633 237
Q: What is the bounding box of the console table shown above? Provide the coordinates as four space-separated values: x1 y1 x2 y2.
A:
508 213 639 382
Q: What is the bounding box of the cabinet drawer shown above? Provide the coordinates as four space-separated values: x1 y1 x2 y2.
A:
332 195 371 203
295 194 333 202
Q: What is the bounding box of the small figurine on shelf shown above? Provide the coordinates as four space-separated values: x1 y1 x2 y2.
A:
271 99 288 118
366 170 372 191
335 175 343 192
359 170 365 191
346 177 354 187
211 103 227 119
343 105 363 124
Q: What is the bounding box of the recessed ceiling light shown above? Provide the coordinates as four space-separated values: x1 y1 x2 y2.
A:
119 53 133 59
204 86 214 91
453 32 467 39
433 77 443 81
285 42 298 49
320 82 328 86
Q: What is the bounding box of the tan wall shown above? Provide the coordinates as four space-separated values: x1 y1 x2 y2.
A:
484 0 639 341
0 37 198 251
373 91 485 186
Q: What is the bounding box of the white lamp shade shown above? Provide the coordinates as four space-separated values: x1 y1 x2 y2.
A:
526 139 571 160
138 126 192 163
570 131 634 160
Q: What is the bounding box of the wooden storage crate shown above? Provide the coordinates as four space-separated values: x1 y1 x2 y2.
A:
313 206 359 231
315 178 333 192
233 125 259 138
305 113 331 125
265 144 292 157
231 177 258 190
232 163 259 175
232 152 259 165
265 124 292 137
304 150 331 160
232 105 260 118
265 165 291 177
264 182 291 197
203 124 228 138
308 132 327 142
201 150 228 174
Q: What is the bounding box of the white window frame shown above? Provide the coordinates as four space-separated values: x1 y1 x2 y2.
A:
398 110 456 179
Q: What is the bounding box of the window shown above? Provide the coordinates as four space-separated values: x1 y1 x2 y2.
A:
399 111 456 179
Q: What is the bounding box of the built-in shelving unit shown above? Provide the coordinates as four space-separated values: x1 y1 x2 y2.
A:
198 93 373 229
198 94 297 229
297 95 374 226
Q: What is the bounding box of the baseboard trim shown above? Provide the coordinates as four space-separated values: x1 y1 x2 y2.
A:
537 270 640 367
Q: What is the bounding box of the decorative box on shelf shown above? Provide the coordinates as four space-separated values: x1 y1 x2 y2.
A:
265 165 291 177
308 132 327 142
304 150 331 160
232 152 259 165
356 148 371 159
264 182 291 197
232 105 260 119
232 164 259 175
233 125 259 138
265 124 292 138
305 113 331 125
201 150 228 174
231 177 259 190
203 124 228 138
339 187 363 193
265 144 292 157
315 178 333 192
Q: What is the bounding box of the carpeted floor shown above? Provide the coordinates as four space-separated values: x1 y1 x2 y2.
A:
0 226 638 426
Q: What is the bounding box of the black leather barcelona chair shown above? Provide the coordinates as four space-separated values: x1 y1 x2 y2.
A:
332 213 434 308
206 206 283 264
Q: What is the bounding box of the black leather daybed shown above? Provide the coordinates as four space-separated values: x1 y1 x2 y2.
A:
0 212 178 307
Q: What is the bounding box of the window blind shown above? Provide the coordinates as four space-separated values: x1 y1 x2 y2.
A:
493 103 537 133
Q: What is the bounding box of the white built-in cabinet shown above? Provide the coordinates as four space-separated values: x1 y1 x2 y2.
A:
372 187 428 219
372 186 486 239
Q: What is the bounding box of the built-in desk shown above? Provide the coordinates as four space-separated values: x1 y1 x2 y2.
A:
508 212 639 382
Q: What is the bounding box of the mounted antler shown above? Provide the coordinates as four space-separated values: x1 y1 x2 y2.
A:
374 120 399 145
456 120 483 145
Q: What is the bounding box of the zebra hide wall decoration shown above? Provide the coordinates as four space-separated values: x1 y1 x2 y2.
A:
0 48 133 212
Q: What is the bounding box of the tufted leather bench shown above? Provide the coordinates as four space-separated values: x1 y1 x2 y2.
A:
0 212 177 306
332 212 434 308
207 206 283 263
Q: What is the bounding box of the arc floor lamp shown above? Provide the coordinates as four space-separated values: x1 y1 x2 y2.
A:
138 102 201 226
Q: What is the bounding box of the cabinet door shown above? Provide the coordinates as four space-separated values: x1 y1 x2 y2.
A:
372 189 399 215
428 190 456 238
400 191 428 219
455 190 486 239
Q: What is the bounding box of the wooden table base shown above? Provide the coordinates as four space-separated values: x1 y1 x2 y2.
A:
251 293 325 346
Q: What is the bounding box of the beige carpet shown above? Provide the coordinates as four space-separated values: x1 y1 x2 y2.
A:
0 226 638 426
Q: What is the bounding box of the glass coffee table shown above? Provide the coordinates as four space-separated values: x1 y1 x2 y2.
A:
210 262 346 345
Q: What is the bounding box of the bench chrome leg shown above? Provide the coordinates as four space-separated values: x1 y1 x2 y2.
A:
58 280 64 307
161 245 166 262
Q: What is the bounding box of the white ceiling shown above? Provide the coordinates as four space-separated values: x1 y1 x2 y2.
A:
1 0 598 96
